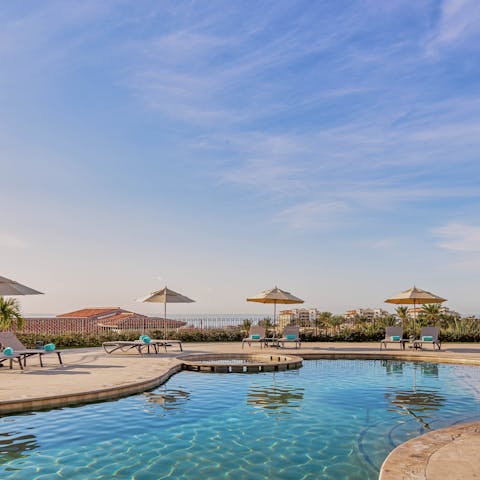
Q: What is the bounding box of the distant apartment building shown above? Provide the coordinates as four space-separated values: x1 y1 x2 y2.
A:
406 306 459 318
344 308 389 321
21 307 186 335
278 308 320 329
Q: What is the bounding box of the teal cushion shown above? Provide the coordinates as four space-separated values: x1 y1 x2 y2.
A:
422 336 433 342
3 347 13 356
390 336 401 341
142 336 151 344
43 343 55 351
251 335 261 340
286 334 297 340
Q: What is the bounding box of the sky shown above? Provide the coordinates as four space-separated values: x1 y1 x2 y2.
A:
1 0 480 316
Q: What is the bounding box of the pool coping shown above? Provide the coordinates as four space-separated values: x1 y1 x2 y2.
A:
0 363 183 415
379 421 480 480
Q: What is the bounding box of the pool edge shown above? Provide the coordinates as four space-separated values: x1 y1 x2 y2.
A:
0 363 183 415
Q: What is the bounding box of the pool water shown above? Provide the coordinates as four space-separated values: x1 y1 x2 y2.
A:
1 360 479 479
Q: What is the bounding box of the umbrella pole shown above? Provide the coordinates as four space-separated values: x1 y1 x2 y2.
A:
164 301 167 341
274 301 277 329
414 300 417 336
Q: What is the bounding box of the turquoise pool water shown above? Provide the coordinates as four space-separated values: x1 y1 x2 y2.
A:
1 360 479 479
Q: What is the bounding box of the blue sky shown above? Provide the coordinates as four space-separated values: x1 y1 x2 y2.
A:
1 0 480 316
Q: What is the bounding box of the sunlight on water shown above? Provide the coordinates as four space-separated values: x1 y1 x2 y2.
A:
0 360 479 479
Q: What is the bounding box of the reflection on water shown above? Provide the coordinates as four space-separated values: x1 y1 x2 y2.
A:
382 361 439 378
420 363 439 377
143 388 190 415
247 384 304 416
0 431 38 463
382 361 403 375
385 387 446 429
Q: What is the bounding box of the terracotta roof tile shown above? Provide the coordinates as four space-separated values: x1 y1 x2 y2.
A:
98 314 186 328
96 313 143 326
57 308 122 318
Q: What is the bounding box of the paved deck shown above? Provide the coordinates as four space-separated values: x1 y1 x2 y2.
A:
1 341 480 479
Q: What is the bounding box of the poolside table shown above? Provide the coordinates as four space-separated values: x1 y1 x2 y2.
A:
263 337 280 348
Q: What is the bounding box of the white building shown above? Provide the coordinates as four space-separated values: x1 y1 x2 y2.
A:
278 308 320 329
344 308 389 321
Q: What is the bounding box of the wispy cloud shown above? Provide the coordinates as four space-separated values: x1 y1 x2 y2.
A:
434 223 480 252
425 0 480 55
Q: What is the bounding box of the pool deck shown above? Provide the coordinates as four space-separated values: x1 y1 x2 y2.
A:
1 341 480 479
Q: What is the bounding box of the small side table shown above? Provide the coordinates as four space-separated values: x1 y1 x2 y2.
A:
264 338 280 348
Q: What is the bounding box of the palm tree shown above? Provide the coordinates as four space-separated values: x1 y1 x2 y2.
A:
395 306 409 329
0 296 24 330
317 312 333 335
420 304 441 325
241 319 252 334
328 315 344 336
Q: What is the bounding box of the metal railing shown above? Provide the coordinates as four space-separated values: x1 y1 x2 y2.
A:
19 314 272 335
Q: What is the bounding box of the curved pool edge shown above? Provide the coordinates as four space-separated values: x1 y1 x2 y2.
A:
300 352 480 366
0 363 183 415
379 421 480 480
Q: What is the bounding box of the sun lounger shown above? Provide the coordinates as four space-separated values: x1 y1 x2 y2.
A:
160 339 183 351
242 325 266 349
0 332 63 367
278 326 301 348
0 352 24 370
380 326 407 350
412 327 441 350
102 339 183 354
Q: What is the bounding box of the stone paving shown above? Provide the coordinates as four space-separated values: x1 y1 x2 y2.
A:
1 341 480 479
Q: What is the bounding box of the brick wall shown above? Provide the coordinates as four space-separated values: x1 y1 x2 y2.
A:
20 317 100 335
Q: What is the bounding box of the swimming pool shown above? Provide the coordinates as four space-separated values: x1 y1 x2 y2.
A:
1 360 479 479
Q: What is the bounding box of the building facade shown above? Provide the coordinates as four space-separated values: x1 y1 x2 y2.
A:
278 308 320 329
344 308 389 321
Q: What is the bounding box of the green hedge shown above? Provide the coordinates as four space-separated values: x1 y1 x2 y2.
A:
17 328 244 349
16 326 480 349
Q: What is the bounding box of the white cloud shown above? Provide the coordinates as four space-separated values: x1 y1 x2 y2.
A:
425 0 480 55
434 223 480 252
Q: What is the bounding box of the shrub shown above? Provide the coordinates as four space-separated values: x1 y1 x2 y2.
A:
16 328 244 349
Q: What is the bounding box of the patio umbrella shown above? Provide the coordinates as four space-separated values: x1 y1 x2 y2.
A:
385 286 446 333
139 287 195 340
246 287 304 328
0 275 43 296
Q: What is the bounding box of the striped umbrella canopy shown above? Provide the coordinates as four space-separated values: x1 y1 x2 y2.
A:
385 286 446 332
246 286 304 327
139 287 195 339
0 276 43 296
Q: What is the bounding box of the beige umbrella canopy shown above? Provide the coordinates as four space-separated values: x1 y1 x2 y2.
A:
139 287 195 339
246 286 304 327
385 286 446 332
0 275 43 296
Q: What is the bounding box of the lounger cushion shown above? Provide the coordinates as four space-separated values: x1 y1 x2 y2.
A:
390 336 401 341
44 343 56 351
3 347 13 356
422 336 433 341
142 336 151 344
251 335 261 339
286 334 297 340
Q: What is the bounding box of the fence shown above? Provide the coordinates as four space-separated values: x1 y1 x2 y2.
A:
19 315 271 335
